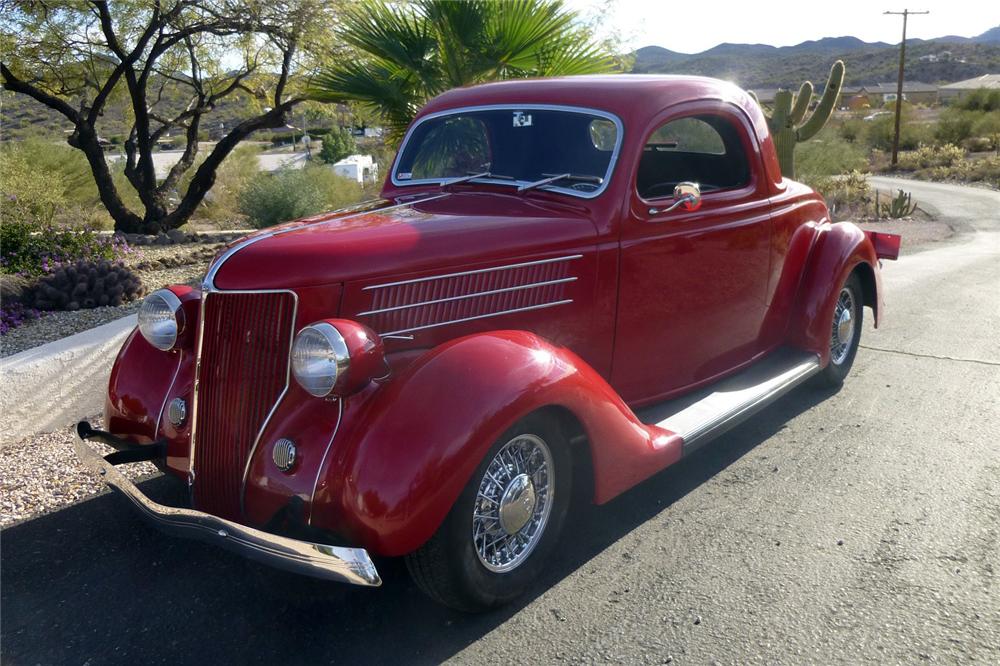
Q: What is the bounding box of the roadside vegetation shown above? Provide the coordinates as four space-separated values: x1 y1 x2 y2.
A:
794 89 1000 220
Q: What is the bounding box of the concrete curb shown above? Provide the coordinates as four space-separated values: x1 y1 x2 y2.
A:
0 314 136 448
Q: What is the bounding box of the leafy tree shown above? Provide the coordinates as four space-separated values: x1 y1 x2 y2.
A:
309 0 616 141
1 0 337 233
318 128 356 164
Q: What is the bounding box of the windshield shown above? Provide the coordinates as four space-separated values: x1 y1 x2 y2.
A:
392 106 622 198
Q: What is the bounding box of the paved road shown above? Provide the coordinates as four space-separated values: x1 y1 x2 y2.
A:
2 178 998 664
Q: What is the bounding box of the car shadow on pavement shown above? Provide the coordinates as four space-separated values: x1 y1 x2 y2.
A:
1 386 836 665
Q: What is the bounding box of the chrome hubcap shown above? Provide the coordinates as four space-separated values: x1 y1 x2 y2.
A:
498 474 536 534
473 434 553 573
831 287 857 365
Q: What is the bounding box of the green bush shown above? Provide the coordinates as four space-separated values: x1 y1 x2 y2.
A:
837 118 866 144
318 129 356 164
934 108 979 146
178 144 260 226
956 88 1000 112
0 219 127 277
237 164 365 228
972 112 1000 151
796 129 868 181
0 139 116 229
865 115 932 151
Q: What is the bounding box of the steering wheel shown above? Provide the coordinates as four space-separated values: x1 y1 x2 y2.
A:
642 182 679 198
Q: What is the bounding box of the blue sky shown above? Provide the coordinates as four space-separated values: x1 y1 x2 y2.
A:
568 0 1000 54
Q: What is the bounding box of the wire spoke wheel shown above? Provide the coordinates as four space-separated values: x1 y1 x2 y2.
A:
472 434 554 573
830 286 857 366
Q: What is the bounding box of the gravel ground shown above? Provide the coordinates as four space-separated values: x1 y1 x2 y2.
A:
0 416 158 527
1 243 221 358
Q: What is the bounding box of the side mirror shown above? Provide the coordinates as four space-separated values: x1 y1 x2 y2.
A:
648 181 702 215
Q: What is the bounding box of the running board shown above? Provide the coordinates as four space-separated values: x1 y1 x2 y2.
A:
635 348 821 455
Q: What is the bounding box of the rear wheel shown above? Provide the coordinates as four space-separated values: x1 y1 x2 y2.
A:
405 412 571 612
815 272 863 387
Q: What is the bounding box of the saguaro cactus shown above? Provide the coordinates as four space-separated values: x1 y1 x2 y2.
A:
750 60 845 179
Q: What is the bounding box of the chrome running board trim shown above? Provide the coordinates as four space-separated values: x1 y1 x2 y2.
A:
637 348 821 455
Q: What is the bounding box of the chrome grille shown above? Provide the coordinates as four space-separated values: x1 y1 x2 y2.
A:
192 291 295 520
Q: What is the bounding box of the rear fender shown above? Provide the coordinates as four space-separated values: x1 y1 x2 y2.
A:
309 331 682 557
787 222 882 364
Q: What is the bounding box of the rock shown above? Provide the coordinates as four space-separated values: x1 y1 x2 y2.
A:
154 233 170 246
0 273 30 304
166 229 187 244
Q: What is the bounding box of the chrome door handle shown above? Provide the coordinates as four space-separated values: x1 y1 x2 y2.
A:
649 194 696 216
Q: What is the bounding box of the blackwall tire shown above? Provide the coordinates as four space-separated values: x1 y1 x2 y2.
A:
815 272 864 388
405 412 572 612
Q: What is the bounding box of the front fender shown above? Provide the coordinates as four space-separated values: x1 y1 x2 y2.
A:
788 221 882 364
309 331 682 557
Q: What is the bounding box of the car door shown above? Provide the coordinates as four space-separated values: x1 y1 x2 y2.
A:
612 102 773 405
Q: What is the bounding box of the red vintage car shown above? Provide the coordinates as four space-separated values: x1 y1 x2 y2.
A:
75 75 900 611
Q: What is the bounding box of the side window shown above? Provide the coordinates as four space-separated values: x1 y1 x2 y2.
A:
636 113 750 200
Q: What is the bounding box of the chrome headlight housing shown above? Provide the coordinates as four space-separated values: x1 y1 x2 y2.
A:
291 322 350 397
138 289 184 351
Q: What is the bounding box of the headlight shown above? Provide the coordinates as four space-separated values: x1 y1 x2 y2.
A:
138 289 184 351
291 323 350 397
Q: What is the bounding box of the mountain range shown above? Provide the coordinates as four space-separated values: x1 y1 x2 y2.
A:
631 26 1000 89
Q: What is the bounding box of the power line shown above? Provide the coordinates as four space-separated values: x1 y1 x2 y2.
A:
884 9 930 167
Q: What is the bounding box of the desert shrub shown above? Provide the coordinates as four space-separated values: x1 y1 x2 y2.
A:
972 112 1000 151
238 165 365 228
319 129 356 164
0 220 129 277
801 170 872 215
863 109 932 151
934 108 979 146
0 145 67 226
0 139 108 228
796 129 869 180
186 144 260 226
837 118 866 144
956 88 1000 112
896 144 965 170
24 259 143 311
921 155 1000 188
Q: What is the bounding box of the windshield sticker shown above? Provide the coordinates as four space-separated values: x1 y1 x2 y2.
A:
398 172 412 180
512 111 533 128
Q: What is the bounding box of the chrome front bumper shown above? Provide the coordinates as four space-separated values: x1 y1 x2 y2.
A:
73 436 381 587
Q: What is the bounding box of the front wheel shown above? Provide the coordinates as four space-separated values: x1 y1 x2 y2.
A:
815 272 864 387
405 413 572 612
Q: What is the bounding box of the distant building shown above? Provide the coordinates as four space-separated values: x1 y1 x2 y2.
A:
918 51 954 64
331 154 379 185
939 74 1000 103
850 82 939 106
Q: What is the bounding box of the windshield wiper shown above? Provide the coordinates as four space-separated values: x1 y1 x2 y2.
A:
440 171 514 189
518 173 603 193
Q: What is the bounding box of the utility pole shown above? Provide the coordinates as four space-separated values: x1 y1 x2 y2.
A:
884 9 929 166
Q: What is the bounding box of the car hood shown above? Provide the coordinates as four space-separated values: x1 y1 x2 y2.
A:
209 192 597 291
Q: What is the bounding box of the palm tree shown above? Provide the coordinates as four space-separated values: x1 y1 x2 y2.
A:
309 0 616 141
